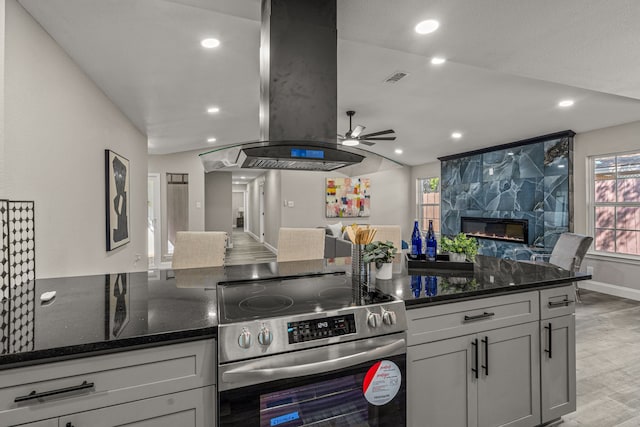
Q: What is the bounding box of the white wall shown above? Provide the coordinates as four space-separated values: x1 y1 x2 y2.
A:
4 0 147 278
574 120 640 295
247 176 262 238
264 170 281 248
204 171 232 236
0 0 5 196
278 167 412 242
148 149 206 257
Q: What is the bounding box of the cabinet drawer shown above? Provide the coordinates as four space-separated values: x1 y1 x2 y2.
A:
540 285 576 319
0 339 215 426
407 292 539 346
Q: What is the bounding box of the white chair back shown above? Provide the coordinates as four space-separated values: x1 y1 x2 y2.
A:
277 228 325 262
171 231 227 269
549 233 593 272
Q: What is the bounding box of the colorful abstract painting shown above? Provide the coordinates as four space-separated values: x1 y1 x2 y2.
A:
326 178 370 218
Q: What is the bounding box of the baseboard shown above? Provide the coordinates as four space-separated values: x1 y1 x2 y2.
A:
579 280 640 302
264 241 277 255
247 230 259 241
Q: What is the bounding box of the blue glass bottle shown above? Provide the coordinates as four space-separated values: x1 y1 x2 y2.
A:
426 220 437 261
410 275 422 298
411 220 423 255
426 275 438 297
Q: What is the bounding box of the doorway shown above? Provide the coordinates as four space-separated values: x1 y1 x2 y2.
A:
147 173 161 268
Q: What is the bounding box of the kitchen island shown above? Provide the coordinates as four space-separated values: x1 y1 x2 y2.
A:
0 255 589 426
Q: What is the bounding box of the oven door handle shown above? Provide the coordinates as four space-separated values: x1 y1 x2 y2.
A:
222 338 406 384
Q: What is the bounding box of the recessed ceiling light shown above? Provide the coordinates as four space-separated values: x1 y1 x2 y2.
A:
431 57 446 65
451 132 462 139
240 176 246 179
207 137 217 143
233 181 240 184
415 19 440 35
558 99 574 107
200 38 220 48
395 148 403 154
207 107 220 114
342 139 359 146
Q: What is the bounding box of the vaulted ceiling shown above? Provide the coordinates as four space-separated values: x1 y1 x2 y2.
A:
18 0 640 167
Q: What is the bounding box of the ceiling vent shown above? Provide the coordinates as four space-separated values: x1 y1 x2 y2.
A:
384 71 409 83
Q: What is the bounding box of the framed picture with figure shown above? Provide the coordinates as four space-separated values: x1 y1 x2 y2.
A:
105 273 129 339
105 150 130 251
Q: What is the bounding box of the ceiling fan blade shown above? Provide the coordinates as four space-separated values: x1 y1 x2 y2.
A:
359 129 395 138
363 137 396 141
351 125 365 138
359 140 376 146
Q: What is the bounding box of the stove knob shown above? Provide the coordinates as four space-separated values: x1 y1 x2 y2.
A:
382 310 397 326
238 328 252 349
367 312 382 328
258 327 273 346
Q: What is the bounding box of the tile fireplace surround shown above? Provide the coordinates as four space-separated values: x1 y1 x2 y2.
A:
439 131 574 260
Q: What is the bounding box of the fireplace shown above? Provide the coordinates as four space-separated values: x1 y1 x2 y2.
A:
461 217 529 244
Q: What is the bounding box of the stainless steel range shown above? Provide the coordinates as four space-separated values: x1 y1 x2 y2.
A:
217 272 408 426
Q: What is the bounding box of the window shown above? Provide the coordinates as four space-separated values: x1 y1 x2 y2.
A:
592 152 640 255
417 177 440 233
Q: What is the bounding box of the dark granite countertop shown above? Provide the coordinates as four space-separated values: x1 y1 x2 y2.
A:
371 254 591 308
0 256 589 369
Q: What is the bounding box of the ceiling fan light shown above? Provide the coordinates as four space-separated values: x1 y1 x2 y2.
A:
342 139 359 146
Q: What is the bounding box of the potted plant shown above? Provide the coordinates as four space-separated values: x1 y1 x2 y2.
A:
440 233 479 262
363 240 398 280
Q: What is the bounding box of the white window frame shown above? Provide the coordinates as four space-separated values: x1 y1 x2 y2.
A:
587 151 640 261
416 177 440 234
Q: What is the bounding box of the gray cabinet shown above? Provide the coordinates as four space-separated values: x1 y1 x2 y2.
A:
59 386 215 427
1 339 215 426
408 322 539 427
477 322 540 427
408 335 477 427
540 315 576 423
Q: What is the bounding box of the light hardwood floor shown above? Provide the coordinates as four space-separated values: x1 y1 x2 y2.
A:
564 290 640 426
225 230 276 265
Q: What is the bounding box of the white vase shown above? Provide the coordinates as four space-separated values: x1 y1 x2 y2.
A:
376 262 393 280
448 252 467 262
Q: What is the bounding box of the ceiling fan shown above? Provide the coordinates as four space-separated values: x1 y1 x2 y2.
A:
338 110 396 146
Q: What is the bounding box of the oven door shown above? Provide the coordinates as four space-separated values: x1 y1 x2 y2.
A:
218 334 406 427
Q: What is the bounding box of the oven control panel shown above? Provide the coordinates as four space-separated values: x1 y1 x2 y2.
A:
287 314 356 344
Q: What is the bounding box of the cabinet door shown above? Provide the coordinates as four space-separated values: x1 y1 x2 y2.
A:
477 322 540 427
541 315 576 423
408 335 478 427
59 386 214 427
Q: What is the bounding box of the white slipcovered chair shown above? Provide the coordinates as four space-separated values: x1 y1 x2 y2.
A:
171 231 227 269
531 232 593 301
371 225 402 262
277 228 326 262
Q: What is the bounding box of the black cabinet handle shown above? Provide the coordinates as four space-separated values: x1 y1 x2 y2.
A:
548 299 574 308
545 323 553 358
471 338 479 379
14 380 94 403
481 336 489 376
464 312 495 322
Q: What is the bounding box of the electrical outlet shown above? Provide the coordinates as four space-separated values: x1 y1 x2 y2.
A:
586 265 594 275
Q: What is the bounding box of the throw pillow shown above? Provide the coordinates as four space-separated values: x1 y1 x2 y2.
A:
327 222 343 237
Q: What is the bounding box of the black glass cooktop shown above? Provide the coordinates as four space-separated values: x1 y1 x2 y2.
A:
217 272 394 323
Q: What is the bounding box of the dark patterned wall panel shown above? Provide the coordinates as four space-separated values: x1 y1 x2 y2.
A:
0 200 8 354
441 134 573 259
7 201 35 353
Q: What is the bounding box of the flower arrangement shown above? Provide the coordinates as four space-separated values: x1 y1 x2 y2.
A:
363 240 398 269
440 233 479 262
